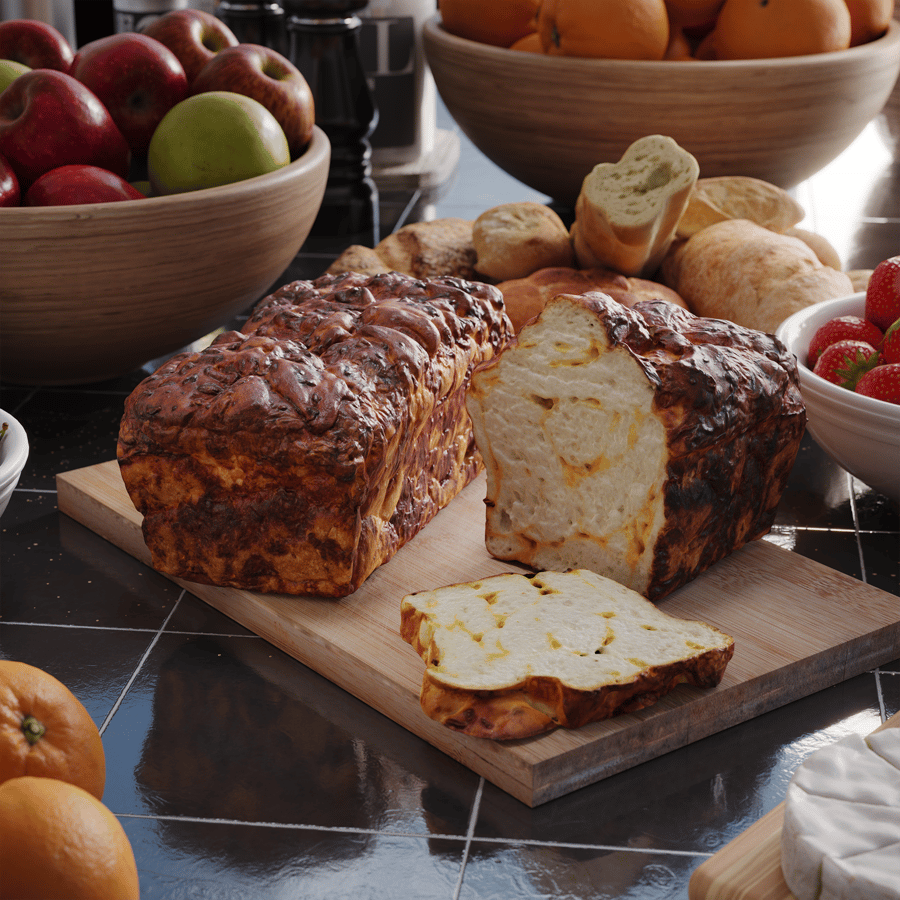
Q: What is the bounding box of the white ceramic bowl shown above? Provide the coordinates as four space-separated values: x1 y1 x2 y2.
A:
0 410 29 519
776 294 900 505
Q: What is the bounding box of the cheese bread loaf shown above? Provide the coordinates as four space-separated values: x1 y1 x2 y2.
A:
401 568 735 740
465 292 805 601
117 271 513 597
496 265 687 332
661 219 854 335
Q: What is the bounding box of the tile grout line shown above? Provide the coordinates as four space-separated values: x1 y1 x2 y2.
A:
451 776 485 900
97 589 185 736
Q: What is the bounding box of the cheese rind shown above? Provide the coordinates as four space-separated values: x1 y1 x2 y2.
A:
781 731 900 900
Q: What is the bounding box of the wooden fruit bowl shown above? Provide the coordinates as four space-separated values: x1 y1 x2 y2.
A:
424 16 900 206
0 126 330 386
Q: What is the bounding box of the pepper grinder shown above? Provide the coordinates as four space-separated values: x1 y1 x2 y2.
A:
284 0 380 249
215 2 288 55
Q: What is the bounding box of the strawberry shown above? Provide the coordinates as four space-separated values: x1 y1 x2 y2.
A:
811 339 880 388
855 362 900 405
864 256 900 331
807 315 884 366
881 317 900 365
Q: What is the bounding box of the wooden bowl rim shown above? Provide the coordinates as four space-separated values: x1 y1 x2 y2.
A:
424 14 900 73
0 125 330 222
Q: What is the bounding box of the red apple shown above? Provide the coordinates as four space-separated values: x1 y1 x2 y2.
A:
0 18 74 72
0 69 130 188
70 33 189 154
25 164 146 206
140 8 239 85
0 151 20 206
191 43 315 159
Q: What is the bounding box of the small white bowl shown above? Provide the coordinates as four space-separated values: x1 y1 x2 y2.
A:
776 294 900 505
0 410 29 518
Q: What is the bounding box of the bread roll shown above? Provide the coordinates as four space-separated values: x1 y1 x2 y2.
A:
326 217 477 280
785 227 842 271
661 219 855 335
118 271 513 597
676 175 806 238
473 201 574 281
570 134 699 278
496 265 687 332
465 292 805 602
401 569 735 740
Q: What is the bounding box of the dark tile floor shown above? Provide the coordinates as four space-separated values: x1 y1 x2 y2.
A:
2 93 899 899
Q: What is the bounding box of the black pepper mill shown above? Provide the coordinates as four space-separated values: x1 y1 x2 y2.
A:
216 2 288 56
283 0 379 249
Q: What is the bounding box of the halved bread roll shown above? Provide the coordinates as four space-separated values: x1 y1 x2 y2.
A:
570 134 699 278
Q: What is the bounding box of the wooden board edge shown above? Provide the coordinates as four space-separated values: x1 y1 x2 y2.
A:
687 711 900 900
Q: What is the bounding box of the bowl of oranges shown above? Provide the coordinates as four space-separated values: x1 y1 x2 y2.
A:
425 0 900 206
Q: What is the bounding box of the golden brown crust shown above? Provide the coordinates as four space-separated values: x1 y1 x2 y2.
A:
496 265 687 332
417 642 735 740
118 272 513 596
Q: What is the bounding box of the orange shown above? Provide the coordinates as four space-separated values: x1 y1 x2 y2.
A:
709 0 852 59
439 0 541 47
665 23 697 58
509 31 545 53
0 776 139 900
844 0 893 45
538 0 670 59
0 660 106 800
664 0 725 27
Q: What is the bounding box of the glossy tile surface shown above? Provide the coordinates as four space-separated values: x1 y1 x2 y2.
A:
2 86 899 900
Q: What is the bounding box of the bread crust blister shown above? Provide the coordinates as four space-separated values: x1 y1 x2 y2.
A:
117 271 513 597
401 569 735 740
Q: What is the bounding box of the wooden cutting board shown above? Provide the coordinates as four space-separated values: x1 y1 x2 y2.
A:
56 460 900 807
688 711 900 900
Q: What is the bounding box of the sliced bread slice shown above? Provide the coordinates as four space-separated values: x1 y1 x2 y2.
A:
400 568 734 740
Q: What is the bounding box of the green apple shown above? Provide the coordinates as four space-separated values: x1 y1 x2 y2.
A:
147 90 289 194
0 59 30 94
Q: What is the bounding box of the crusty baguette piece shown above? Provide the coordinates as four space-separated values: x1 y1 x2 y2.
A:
117 271 513 597
465 292 805 602
661 219 855 335
400 568 735 740
571 134 699 278
473 201 575 281
675 175 806 238
326 217 477 280
496 265 687 332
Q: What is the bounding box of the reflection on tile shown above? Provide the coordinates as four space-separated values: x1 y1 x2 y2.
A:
3 492 178 628
459 842 706 900
121 815 468 900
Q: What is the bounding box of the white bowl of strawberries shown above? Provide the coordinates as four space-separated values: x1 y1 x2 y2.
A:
776 258 900 505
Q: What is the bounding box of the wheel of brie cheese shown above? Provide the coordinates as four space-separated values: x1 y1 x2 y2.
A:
780 728 900 900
